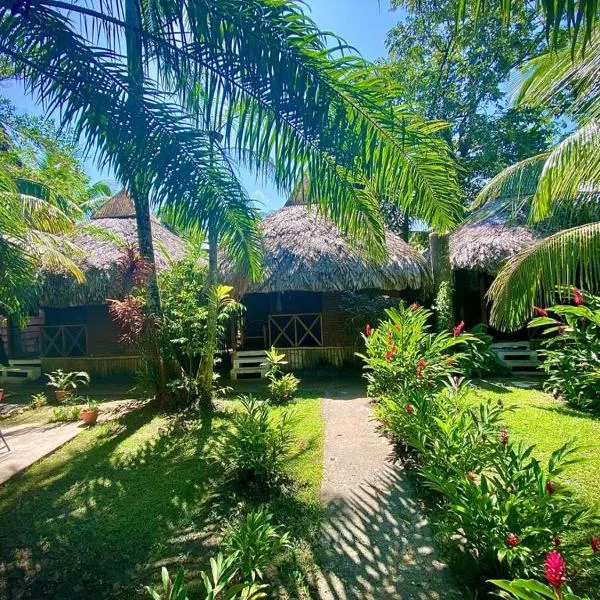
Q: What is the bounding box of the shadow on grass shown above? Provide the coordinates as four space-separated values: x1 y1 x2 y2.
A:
537 402 600 422
0 407 224 599
0 401 324 600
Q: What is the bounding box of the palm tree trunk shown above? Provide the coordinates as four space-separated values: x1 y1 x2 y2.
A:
198 224 218 409
125 0 168 402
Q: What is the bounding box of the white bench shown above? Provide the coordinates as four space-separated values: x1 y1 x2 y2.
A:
0 358 42 384
491 341 539 370
230 350 268 380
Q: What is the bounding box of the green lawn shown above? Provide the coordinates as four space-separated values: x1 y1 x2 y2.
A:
0 394 324 599
469 379 600 507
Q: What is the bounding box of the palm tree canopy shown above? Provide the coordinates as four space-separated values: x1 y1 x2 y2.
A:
0 0 462 281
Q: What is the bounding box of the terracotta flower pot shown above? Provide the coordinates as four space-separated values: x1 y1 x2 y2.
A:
54 390 72 402
80 408 99 426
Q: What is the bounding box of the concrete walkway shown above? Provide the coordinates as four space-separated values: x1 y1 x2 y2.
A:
0 422 83 484
0 399 140 485
315 388 462 600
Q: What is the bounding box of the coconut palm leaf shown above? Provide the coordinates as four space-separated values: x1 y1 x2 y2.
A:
488 223 600 330
456 0 599 53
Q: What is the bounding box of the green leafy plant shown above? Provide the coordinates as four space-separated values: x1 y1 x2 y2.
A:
529 290 600 411
492 578 589 599
460 323 511 377
29 392 48 409
45 369 90 392
224 508 291 582
262 348 299 404
49 405 81 422
214 395 295 489
145 567 189 600
358 302 474 399
432 280 454 332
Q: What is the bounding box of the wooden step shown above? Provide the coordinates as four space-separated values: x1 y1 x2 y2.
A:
230 366 268 381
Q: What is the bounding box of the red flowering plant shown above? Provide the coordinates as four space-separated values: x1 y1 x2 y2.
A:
358 303 476 400
529 290 600 412
427 436 600 581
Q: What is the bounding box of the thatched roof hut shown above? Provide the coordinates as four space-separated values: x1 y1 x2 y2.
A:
222 203 432 293
39 189 187 307
449 205 539 275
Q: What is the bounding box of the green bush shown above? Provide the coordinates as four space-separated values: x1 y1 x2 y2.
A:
49 405 80 422
224 508 290 582
214 395 295 488
529 289 600 411
263 347 299 404
358 302 474 398
29 392 48 409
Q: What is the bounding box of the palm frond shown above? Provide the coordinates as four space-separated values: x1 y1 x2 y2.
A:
488 222 600 330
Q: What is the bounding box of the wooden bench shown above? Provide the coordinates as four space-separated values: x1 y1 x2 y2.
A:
230 350 269 380
491 341 539 371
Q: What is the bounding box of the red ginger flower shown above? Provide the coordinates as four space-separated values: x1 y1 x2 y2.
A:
573 287 584 306
534 306 549 317
409 302 419 311
363 324 372 337
453 320 465 336
507 533 519 547
553 536 561 547
385 345 397 361
467 471 475 482
405 403 413 414
546 480 556 495
545 550 567 590
500 429 509 445
416 358 427 377
591 536 600 553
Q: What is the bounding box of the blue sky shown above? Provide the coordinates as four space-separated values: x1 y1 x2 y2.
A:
2 0 400 211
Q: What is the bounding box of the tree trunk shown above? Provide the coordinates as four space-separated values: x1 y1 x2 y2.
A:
429 232 454 330
0 329 9 366
124 0 168 403
198 224 218 409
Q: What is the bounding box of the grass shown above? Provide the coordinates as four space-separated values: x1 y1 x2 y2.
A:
469 378 600 507
0 392 324 599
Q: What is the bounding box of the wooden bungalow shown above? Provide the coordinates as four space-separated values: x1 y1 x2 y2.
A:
34 189 187 377
449 205 539 332
220 196 432 373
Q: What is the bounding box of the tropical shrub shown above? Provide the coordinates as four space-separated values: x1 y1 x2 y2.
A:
49 405 81 422
263 347 299 404
432 280 454 332
29 392 48 409
224 508 290 582
45 369 90 393
214 396 295 488
358 302 474 398
529 289 600 411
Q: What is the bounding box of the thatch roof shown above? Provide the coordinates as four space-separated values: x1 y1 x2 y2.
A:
449 204 539 275
221 204 431 294
39 190 187 307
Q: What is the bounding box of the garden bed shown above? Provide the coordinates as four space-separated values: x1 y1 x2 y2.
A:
0 394 324 599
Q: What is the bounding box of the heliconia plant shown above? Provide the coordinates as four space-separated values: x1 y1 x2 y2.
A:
529 289 600 411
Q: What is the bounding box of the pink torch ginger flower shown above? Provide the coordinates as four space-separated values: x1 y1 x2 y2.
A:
363 324 372 337
573 287 584 306
591 536 600 553
545 550 567 590
546 480 556 495
534 306 549 317
507 533 519 547
453 320 465 336
500 429 509 445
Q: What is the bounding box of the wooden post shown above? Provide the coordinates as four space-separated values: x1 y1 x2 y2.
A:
429 232 454 330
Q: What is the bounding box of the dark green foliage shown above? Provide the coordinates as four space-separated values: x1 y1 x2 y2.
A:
529 290 600 411
214 396 295 489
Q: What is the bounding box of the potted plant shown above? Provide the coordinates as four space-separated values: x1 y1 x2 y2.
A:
46 369 90 402
80 398 99 425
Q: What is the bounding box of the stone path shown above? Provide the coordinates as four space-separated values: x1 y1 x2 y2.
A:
314 387 462 600
0 399 140 485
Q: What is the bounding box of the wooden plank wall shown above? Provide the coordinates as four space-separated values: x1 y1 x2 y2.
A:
41 355 143 378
